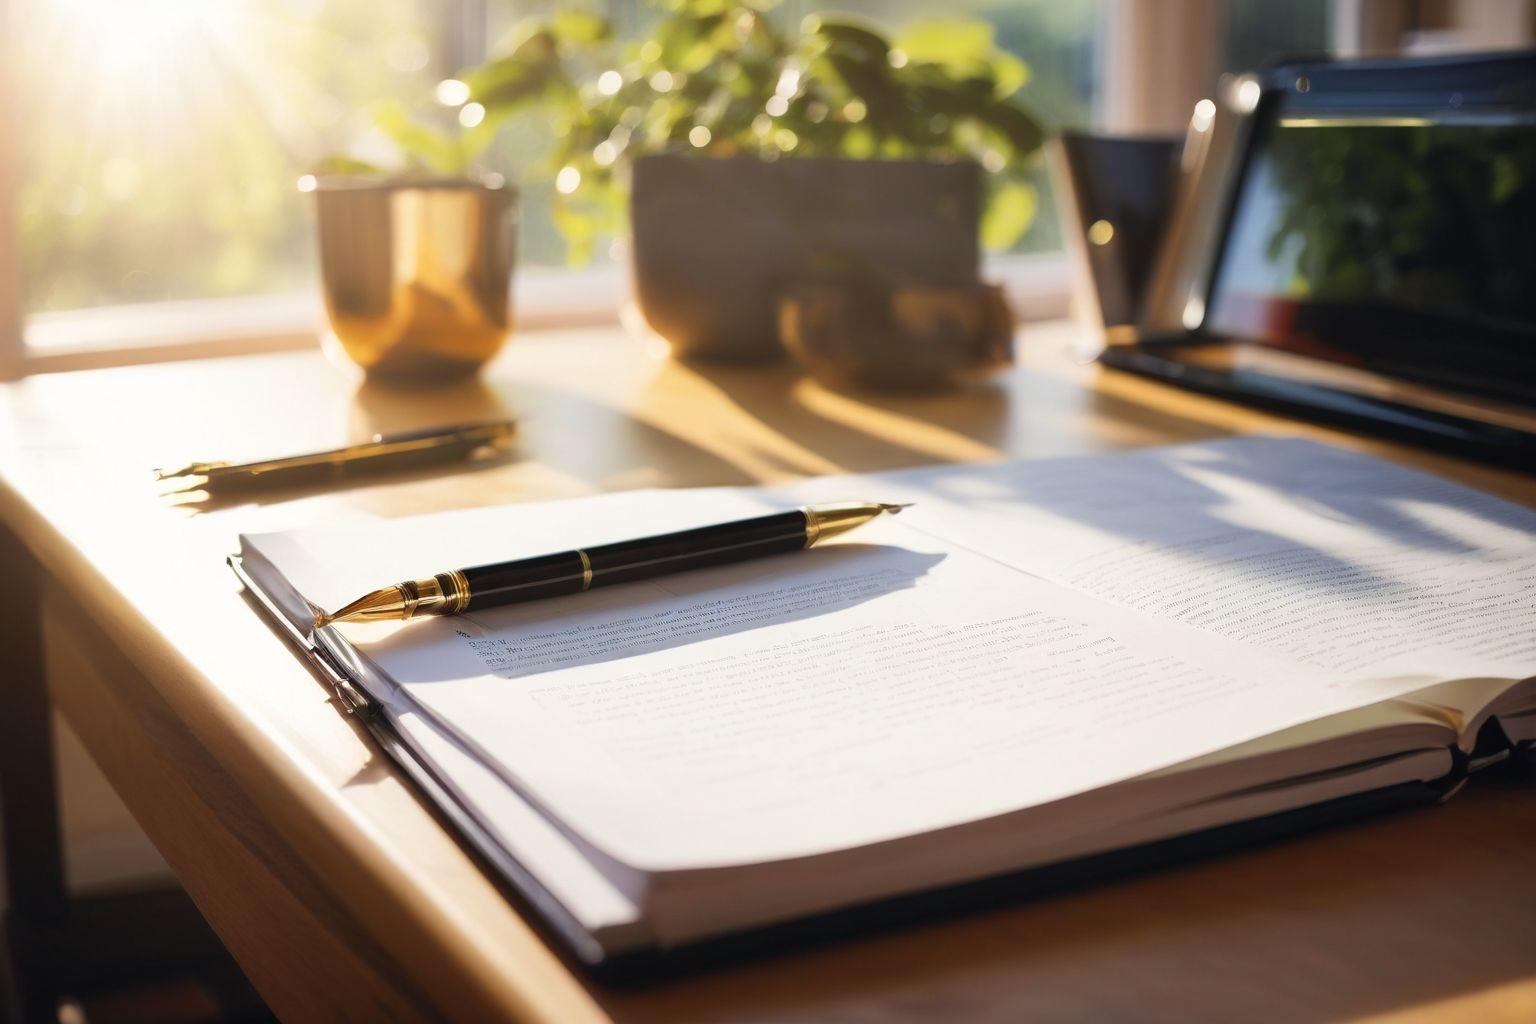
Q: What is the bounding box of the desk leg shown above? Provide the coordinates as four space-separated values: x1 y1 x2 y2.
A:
0 526 68 1023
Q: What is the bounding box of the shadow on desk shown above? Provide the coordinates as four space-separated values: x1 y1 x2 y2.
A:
353 373 759 493
667 356 1240 479
664 358 1013 474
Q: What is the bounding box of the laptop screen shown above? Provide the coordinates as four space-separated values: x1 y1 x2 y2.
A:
1204 86 1536 403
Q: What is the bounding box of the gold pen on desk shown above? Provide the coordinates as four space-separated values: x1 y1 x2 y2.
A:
155 420 516 493
318 501 912 626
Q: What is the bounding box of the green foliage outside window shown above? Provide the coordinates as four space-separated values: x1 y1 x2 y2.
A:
338 0 1050 264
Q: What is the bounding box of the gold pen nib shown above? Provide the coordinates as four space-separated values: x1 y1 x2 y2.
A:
318 585 411 626
317 571 471 626
804 501 915 546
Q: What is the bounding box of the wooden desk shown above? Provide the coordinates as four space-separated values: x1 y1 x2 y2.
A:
1 322 1532 1022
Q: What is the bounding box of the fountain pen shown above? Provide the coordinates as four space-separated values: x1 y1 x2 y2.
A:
317 501 912 626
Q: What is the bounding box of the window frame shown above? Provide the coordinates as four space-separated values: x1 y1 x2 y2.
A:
0 0 1242 379
0 0 22 380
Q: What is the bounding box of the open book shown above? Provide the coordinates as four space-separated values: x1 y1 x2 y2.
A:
235 437 1536 965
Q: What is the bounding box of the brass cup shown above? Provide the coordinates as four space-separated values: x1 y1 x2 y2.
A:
315 178 518 379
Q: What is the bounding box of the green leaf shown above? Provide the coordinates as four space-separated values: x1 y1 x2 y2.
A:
656 11 726 71
456 114 504 168
552 199 600 266
895 19 994 73
464 30 562 108
372 99 463 174
661 0 731 13
821 52 898 122
311 154 385 176
810 17 890 62
840 125 876 159
989 52 1029 98
981 178 1036 251
550 10 611 44
976 101 1044 158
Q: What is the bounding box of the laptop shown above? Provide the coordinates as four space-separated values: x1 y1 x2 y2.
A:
1089 51 1536 469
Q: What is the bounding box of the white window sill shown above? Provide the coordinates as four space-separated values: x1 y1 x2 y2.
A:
15 254 1069 376
23 292 325 374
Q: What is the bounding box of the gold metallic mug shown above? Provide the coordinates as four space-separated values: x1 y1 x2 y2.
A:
315 178 518 379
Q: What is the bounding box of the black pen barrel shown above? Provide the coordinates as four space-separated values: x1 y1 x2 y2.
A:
460 510 809 611
462 551 588 610
587 510 808 588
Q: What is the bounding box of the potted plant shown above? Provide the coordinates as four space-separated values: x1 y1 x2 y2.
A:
335 1 1044 362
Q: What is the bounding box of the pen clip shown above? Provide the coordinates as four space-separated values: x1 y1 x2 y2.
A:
367 420 517 450
369 423 482 445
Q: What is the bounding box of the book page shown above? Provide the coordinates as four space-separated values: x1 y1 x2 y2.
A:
243 438 1531 872
252 491 1446 871
778 437 1536 683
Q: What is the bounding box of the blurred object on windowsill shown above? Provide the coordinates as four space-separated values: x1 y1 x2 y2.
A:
778 280 1014 392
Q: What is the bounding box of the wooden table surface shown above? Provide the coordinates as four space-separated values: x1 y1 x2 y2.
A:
1 321 1532 1023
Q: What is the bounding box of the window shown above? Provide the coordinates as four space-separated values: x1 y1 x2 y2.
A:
13 0 451 316
8 1 1475 375
6 0 1099 372
1223 0 1331 73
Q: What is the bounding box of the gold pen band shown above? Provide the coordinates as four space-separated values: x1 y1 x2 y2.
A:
436 569 471 613
398 569 472 617
577 549 593 591
803 506 822 548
